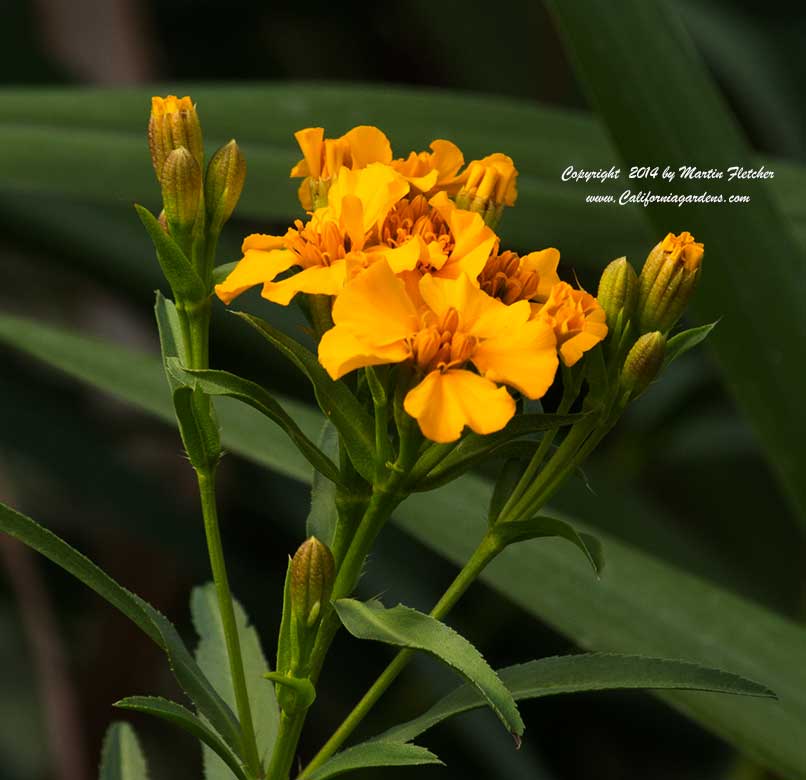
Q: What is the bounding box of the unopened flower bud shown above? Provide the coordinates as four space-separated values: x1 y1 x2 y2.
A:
621 331 666 398
206 140 247 232
597 257 638 332
454 153 518 228
636 232 703 334
291 537 335 630
160 147 203 237
148 95 204 181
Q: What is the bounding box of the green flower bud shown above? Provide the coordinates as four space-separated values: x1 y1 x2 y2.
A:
291 537 335 630
160 147 203 239
620 331 666 398
636 232 703 334
597 257 638 332
148 95 204 181
205 140 247 233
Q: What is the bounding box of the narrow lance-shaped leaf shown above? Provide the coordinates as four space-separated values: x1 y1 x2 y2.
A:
378 653 775 744
304 741 442 780
334 599 524 740
306 421 340 547
99 722 150 780
663 322 718 368
491 515 604 576
114 697 247 780
135 204 207 302
191 584 280 773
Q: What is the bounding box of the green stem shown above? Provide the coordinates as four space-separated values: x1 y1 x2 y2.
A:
299 532 503 777
197 469 262 778
266 711 306 780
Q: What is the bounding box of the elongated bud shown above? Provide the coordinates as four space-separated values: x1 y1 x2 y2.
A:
621 331 666 398
291 537 335 630
597 257 638 332
454 153 518 228
206 140 247 232
160 147 203 237
636 232 703 334
148 95 204 181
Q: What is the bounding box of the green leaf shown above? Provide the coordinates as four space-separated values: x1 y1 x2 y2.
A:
306 421 340 547
114 697 246 780
275 559 294 678
191 584 280 773
663 322 718 368
304 741 442 780
99 722 149 780
0 501 161 646
491 515 604 576
379 653 775 744
3 316 805 775
544 0 806 525
409 413 586 491
134 204 207 302
154 294 220 470
167 360 341 484
334 599 524 739
234 312 376 483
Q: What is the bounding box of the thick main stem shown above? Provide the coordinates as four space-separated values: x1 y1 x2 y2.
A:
198 469 263 777
299 533 503 777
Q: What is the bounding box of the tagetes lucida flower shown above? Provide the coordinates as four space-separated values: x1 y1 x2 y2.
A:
215 163 414 305
455 153 518 228
318 260 559 442
537 281 608 367
148 95 204 179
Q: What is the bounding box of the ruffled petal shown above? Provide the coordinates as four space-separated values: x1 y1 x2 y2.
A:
261 261 347 305
241 233 286 253
403 369 515 443
342 125 393 168
292 127 324 179
473 318 559 399
215 249 297 305
559 321 609 367
429 139 464 180
318 327 410 380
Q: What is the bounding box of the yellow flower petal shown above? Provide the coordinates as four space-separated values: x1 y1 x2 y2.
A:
331 259 420 347
341 125 393 168
261 261 347 306
473 318 558 399
520 248 561 301
241 233 286 252
318 327 410 380
292 127 324 179
558 323 609 367
403 369 515 442
215 248 297 305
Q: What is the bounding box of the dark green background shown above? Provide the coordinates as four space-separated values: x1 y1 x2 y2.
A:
0 1 803 779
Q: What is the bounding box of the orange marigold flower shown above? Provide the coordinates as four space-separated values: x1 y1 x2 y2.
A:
391 139 466 196
537 281 608 367
478 248 560 304
318 261 558 442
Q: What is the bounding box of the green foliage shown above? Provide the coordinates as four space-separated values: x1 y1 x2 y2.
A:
491 515 603 576
113 697 246 780
663 322 718 368
379 653 775 743
135 204 206 302
304 741 443 780
168 361 341 483
306 422 340 547
334 599 524 739
234 312 376 482
99 722 150 780
191 584 280 775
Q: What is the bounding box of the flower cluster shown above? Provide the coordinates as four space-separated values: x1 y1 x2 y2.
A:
216 126 609 442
